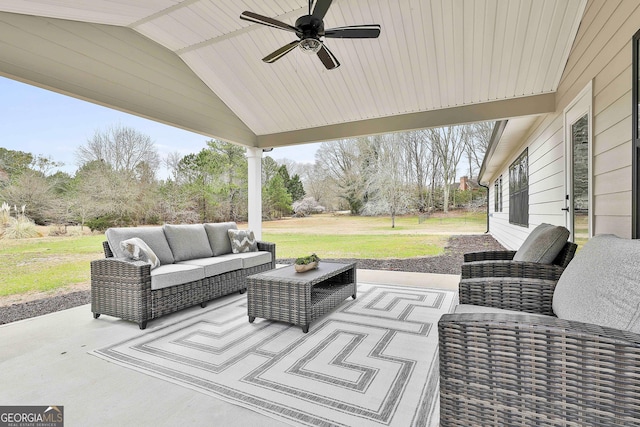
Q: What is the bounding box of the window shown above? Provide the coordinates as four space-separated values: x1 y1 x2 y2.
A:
494 175 503 212
509 149 528 226
633 29 640 238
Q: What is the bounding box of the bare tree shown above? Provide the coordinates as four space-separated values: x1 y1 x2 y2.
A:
315 139 366 213
402 131 432 212
425 126 468 213
75 124 160 177
0 170 55 224
465 121 494 177
298 163 337 210
165 151 183 182
362 134 412 228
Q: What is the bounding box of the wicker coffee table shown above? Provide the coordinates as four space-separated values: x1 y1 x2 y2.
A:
246 262 357 333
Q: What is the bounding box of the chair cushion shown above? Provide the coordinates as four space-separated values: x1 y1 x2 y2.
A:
163 224 213 262
228 229 258 253
204 222 238 256
150 264 205 290
179 254 243 277
120 237 160 270
553 234 640 333
454 304 549 317
106 227 174 265
231 251 272 269
513 223 569 264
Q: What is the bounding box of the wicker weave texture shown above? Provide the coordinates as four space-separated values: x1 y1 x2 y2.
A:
439 313 640 426
247 262 356 331
464 250 517 262
90 258 152 324
461 259 567 280
459 277 557 315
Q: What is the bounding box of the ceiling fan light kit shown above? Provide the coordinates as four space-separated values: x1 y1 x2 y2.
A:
299 38 323 54
240 0 381 70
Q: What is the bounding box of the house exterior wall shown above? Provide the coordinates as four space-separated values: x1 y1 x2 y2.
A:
488 0 640 249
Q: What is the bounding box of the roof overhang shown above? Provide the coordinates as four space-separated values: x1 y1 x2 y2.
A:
479 115 542 185
0 1 586 148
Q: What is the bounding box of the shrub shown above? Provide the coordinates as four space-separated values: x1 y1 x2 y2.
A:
86 215 119 232
292 197 325 216
3 216 40 239
0 202 10 227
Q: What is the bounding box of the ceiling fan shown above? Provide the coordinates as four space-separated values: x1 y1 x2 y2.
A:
240 0 381 70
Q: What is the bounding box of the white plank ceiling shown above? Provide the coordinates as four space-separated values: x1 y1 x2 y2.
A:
0 0 587 147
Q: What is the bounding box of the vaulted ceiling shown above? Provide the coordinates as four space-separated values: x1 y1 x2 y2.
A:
0 0 586 148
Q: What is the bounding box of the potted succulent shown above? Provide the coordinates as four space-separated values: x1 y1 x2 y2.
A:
294 253 320 273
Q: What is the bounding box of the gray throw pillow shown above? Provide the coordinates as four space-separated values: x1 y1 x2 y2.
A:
228 229 258 253
513 224 569 264
204 222 238 256
163 224 213 262
553 234 640 333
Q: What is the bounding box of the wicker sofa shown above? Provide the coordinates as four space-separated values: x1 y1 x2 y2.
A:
439 234 640 426
91 222 275 329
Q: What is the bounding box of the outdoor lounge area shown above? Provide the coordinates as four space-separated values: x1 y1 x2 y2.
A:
3 0 640 425
3 227 640 425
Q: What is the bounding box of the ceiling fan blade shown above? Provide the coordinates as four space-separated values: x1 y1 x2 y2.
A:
311 0 333 20
317 44 340 70
240 11 300 33
324 25 381 39
262 40 300 63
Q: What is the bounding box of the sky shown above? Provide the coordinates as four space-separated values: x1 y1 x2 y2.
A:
0 77 320 178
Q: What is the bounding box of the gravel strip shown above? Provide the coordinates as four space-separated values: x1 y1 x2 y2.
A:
0 234 503 326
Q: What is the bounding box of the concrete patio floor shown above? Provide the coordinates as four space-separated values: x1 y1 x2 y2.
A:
0 269 459 426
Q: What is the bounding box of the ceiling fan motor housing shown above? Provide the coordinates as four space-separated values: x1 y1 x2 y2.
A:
295 15 325 39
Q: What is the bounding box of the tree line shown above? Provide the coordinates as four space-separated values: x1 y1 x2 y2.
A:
0 122 491 232
295 122 492 226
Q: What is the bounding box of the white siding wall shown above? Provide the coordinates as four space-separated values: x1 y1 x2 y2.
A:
489 0 640 248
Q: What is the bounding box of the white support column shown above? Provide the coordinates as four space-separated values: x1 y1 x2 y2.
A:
246 147 263 240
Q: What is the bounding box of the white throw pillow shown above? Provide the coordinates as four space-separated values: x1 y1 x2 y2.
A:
120 237 161 270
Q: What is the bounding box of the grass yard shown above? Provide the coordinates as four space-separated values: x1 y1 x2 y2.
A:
263 233 448 259
0 234 105 297
0 211 485 301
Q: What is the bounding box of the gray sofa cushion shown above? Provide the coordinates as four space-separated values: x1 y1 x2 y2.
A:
553 234 640 333
179 254 243 277
232 251 272 269
204 222 238 256
513 223 569 263
150 264 205 290
163 224 213 262
106 226 174 265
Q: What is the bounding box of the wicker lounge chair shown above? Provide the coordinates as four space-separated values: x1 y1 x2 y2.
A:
460 224 577 315
439 234 640 426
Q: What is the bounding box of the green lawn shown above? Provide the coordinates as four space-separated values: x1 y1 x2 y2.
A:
0 211 485 298
0 234 104 297
263 233 448 259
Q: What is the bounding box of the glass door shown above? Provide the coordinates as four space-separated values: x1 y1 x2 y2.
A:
564 83 592 245
569 115 589 245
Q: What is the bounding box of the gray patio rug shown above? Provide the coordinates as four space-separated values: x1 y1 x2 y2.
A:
91 283 456 427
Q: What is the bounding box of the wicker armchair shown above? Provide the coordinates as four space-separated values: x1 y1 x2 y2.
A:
459 241 577 315
439 236 640 426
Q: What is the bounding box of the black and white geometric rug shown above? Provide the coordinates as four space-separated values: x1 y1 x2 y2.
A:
91 283 456 426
